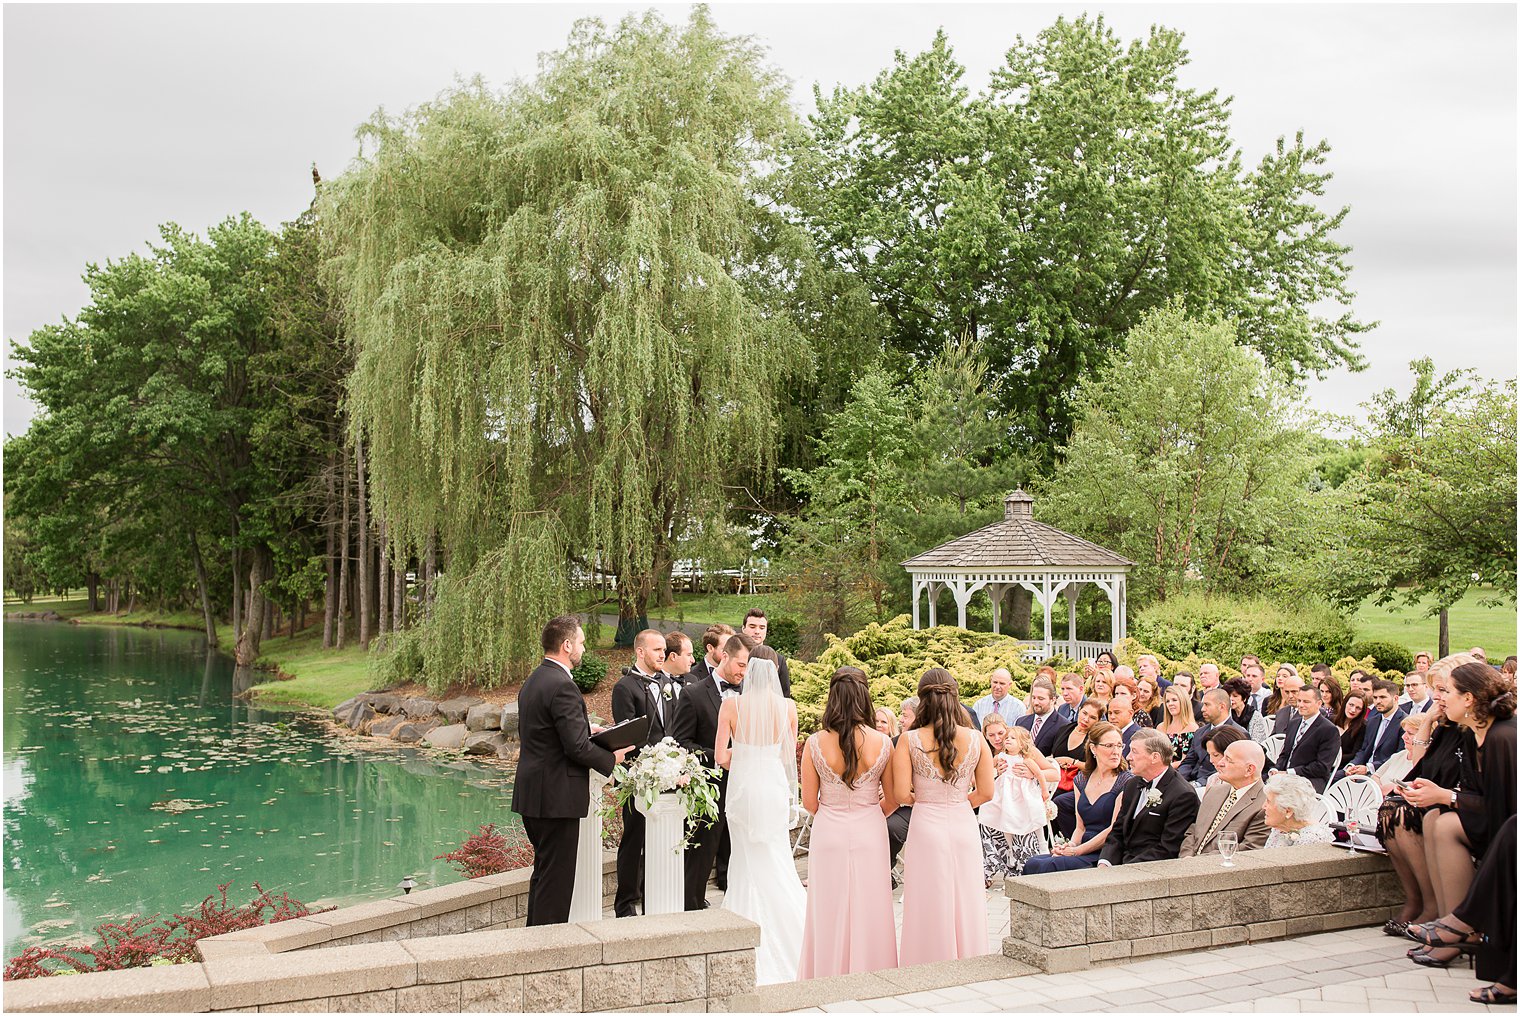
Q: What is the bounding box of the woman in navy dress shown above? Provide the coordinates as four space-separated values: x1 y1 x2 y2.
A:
1023 721 1134 874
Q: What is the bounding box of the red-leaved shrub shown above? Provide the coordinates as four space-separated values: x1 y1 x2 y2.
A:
435 823 534 879
3 883 328 980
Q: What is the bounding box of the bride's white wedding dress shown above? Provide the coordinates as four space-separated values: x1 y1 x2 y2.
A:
721 659 806 985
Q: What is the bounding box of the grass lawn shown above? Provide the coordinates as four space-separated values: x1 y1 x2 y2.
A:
1353 588 1516 660
250 627 374 710
575 589 787 627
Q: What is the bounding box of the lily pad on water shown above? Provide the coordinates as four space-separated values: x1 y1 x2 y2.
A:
149 798 226 814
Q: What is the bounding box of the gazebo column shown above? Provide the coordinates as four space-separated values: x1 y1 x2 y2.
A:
1066 583 1081 658
928 582 939 627
987 582 1006 634
1117 576 1128 642
911 577 922 630
1042 576 1053 659
954 578 973 630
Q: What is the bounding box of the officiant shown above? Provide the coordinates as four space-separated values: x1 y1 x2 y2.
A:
513 616 631 926
611 628 678 917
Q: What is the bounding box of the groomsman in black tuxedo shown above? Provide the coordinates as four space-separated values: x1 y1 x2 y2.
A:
670 631 753 910
512 616 630 925
1266 686 1342 793
611 629 678 917
741 610 791 697
1099 730 1199 867
662 630 697 697
689 623 734 686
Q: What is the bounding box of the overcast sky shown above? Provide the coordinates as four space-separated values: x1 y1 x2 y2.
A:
4 3 1515 438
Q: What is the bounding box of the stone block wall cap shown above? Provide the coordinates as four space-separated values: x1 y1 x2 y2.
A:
400 923 602 982
389 876 505 916
299 897 417 933
204 916 334 951
1 960 210 1013
203 940 417 1009
583 910 760 963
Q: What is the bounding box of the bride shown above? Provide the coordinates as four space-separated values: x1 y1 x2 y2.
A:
715 656 805 984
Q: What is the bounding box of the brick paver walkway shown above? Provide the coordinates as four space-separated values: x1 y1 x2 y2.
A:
787 927 1514 1013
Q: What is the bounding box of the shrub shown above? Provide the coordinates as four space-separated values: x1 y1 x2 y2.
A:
1349 639 1415 676
570 651 608 692
1130 593 1354 663
435 822 535 879
767 616 802 657
3 883 326 980
789 615 1046 718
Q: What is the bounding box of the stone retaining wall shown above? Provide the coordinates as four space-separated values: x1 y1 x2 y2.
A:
1002 844 1399 972
5 899 756 1014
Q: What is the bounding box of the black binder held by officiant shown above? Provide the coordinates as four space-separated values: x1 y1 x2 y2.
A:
592 714 651 752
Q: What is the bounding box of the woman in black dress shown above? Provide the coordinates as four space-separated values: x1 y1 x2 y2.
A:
1337 692 1369 763
1402 663 1516 968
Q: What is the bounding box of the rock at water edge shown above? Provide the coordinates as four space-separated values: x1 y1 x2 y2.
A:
465 703 501 732
423 723 470 750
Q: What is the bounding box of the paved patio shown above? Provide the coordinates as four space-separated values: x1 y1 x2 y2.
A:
782 926 1514 1013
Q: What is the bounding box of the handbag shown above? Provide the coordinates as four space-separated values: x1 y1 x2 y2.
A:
1057 763 1080 793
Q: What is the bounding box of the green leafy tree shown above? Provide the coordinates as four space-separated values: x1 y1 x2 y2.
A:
785 16 1371 467
323 9 811 685
1323 366 1517 656
1035 302 1318 605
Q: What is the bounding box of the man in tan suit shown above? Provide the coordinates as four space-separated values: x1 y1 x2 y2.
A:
1180 739 1270 856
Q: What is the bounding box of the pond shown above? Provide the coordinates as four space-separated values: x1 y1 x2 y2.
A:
2 621 521 960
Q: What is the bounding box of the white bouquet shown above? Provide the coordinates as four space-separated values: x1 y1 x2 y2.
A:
603 737 722 848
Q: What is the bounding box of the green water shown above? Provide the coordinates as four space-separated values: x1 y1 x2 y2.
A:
2 621 521 960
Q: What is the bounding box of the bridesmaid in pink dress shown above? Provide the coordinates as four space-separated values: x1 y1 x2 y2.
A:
893 668 996 966
799 667 899 978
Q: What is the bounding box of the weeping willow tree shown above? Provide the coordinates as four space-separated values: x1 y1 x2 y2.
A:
321 8 811 688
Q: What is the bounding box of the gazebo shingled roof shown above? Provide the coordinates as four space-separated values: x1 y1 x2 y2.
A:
901 489 1133 661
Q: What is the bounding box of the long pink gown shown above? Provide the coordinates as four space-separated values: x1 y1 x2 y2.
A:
898 729 987 965
798 730 898 979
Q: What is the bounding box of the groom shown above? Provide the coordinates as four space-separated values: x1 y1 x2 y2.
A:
670 631 753 910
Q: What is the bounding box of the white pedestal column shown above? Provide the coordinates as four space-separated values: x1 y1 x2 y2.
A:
569 772 607 922
636 793 686 916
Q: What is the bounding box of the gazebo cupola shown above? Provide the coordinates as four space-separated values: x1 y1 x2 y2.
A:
901 490 1134 662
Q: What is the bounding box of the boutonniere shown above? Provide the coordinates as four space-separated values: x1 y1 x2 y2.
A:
1145 788 1163 809
661 683 675 701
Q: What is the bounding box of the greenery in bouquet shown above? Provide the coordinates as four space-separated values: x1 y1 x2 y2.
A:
602 738 722 849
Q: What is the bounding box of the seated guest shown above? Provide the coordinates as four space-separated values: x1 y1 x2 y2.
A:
1105 693 1142 749
1049 699 1104 839
1157 685 1200 766
1096 729 1200 867
973 668 1025 725
1269 667 1307 734
1267 686 1342 793
898 696 918 735
1089 671 1115 712
1338 692 1370 765
1180 740 1270 856
874 707 900 739
980 723 1055 883
1263 772 1334 847
1400 670 1435 716
1339 679 1407 781
1402 662 1516 967
1200 725 1249 787
1135 675 1164 727
1180 688 1244 786
1015 675 1064 755
1023 722 1134 873
1225 676 1270 742
1371 714 1425 791
1112 668 1150 727
1316 674 1345 720
1055 672 1086 724
1405 815 1514 1004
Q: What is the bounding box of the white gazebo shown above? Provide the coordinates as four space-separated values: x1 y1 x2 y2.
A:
902 490 1134 662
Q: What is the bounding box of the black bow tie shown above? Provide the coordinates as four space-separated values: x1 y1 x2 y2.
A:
719 681 741 695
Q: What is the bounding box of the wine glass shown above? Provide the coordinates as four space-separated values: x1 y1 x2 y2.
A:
1346 817 1360 853
1218 830 1238 867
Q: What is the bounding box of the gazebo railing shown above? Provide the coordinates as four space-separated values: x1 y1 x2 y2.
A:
1013 639 1114 663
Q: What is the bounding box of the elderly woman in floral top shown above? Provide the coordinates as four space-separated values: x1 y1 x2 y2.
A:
1262 773 1333 848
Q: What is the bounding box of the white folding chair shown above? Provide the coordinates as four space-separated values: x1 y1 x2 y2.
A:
1322 774 1382 828
1309 794 1332 826
790 810 812 858
1262 733 1286 765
